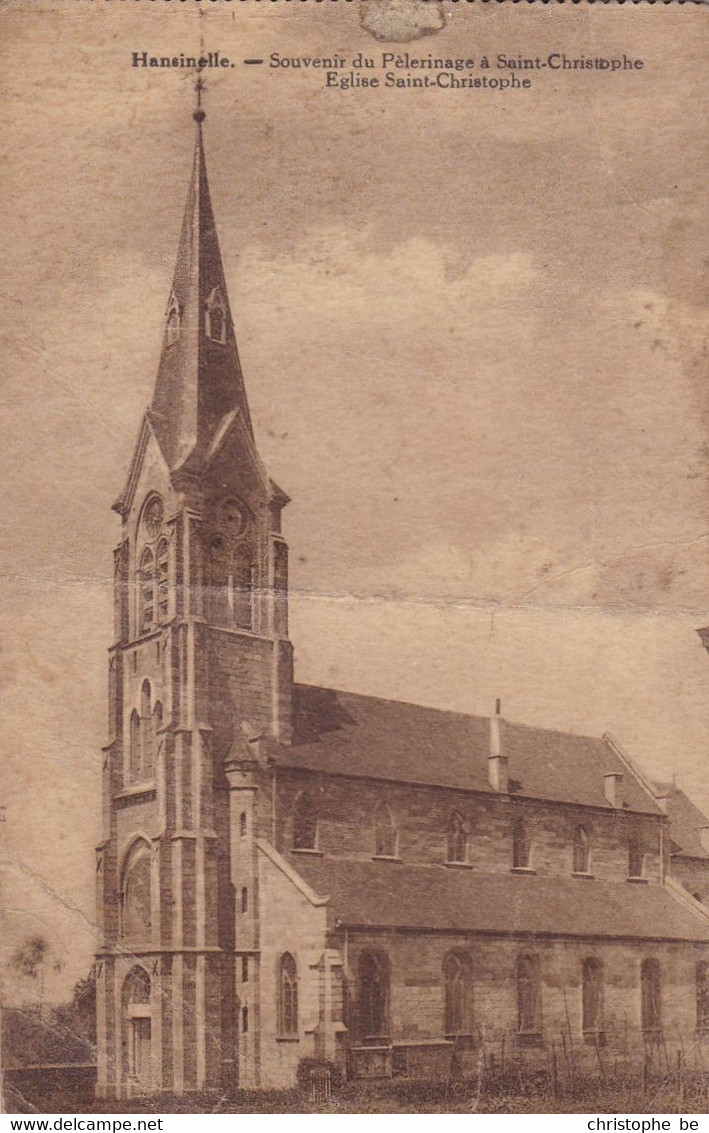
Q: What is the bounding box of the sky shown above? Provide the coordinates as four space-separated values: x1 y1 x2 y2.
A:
1 0 708 1003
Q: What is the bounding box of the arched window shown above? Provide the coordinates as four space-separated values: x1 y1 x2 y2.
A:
205 287 227 344
641 958 661 1032
233 551 254 631
156 538 169 622
241 1005 249 1033
278 953 298 1037
573 826 590 874
152 702 162 776
139 548 155 634
582 957 603 1034
240 812 247 838
205 536 254 631
129 710 141 784
122 848 152 942
447 812 467 864
512 817 531 869
241 887 248 914
293 793 317 851
139 681 154 780
374 803 397 858
628 836 643 879
206 535 230 627
697 963 709 1032
516 954 541 1035
443 952 473 1037
358 951 389 1040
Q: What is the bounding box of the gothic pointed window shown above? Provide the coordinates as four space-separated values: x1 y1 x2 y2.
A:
443 952 473 1037
166 295 181 346
293 793 317 851
140 681 154 780
447 812 467 864
358 951 389 1040
156 538 169 622
152 702 162 775
516 954 542 1035
582 957 603 1034
121 845 152 943
278 953 299 1037
233 551 254 631
374 803 397 858
573 825 590 874
641 958 661 1032
206 287 227 344
138 548 155 634
512 816 531 869
697 962 709 1032
129 710 141 784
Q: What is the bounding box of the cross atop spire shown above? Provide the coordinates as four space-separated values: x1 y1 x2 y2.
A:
194 71 206 124
148 107 254 473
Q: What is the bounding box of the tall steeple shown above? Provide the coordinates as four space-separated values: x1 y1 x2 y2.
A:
150 98 254 472
97 90 293 1101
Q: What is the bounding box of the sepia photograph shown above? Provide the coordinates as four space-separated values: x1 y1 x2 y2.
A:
1 0 709 1117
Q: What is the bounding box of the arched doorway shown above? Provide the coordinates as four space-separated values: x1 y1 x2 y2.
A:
122 966 153 1093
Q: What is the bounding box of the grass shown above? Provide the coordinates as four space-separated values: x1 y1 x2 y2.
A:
6 1069 709 1115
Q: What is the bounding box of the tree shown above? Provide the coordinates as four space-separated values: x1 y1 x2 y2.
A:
11 936 48 981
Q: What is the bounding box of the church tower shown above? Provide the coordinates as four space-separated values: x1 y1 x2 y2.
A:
95 102 293 1099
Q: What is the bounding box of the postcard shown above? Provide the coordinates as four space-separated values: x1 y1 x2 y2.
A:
2 0 709 1116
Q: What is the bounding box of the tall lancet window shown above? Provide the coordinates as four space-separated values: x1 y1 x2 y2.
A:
374 803 398 858
443 952 473 1037
138 547 155 634
512 816 531 870
205 287 227 344
156 538 169 622
139 680 155 781
641 958 661 1032
293 793 317 851
166 294 181 346
573 826 590 874
129 710 141 784
516 954 542 1036
278 953 299 1037
447 812 468 864
582 957 603 1035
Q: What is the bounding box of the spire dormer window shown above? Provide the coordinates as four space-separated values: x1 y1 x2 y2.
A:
205 287 227 345
166 294 181 346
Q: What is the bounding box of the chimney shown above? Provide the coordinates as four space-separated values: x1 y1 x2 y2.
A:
604 772 624 808
488 699 508 792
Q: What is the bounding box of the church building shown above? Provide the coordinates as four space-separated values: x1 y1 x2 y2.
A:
95 107 709 1099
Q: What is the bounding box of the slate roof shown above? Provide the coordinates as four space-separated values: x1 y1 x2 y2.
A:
276 684 661 814
290 856 709 942
661 783 709 860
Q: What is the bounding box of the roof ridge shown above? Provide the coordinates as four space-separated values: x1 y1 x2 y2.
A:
295 682 607 743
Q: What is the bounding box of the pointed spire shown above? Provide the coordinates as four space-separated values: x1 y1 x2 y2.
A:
149 102 254 472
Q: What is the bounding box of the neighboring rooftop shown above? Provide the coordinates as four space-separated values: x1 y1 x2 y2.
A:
274 684 661 814
289 856 709 942
659 782 709 860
